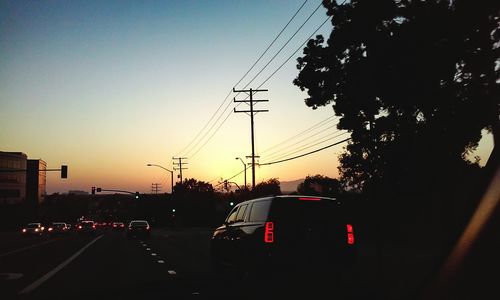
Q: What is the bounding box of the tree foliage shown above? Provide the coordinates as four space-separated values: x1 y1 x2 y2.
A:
297 174 342 197
173 178 214 194
294 0 499 193
252 178 281 197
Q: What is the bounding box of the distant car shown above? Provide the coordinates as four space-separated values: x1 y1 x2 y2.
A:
126 220 150 238
211 195 357 276
77 221 97 234
47 222 70 236
112 222 125 230
21 223 45 236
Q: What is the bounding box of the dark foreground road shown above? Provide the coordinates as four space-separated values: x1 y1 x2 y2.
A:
0 227 379 300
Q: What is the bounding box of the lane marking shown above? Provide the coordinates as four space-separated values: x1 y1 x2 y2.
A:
168 270 177 275
151 253 157 256
146 248 151 251
0 239 56 258
18 234 103 294
157 260 165 264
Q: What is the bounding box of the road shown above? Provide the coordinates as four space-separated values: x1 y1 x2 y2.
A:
0 227 378 300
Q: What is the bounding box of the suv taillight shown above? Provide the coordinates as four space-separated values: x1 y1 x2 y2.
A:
346 224 355 245
264 222 274 243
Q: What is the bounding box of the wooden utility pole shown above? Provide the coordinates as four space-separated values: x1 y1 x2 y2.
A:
233 87 268 190
172 157 188 183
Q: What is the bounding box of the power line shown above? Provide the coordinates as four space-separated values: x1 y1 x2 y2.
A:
259 137 351 166
239 1 324 90
177 88 233 157
259 115 338 155
218 135 350 184
265 131 349 162
234 0 309 89
188 16 334 159
263 125 342 161
257 15 332 89
177 1 310 157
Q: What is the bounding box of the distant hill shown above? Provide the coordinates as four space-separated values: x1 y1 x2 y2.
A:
280 179 304 194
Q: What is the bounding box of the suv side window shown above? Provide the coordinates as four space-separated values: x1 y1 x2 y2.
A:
248 200 271 222
235 204 248 222
226 206 239 224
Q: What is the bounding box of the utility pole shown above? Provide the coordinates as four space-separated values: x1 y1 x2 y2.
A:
151 183 161 194
172 157 188 184
233 87 268 190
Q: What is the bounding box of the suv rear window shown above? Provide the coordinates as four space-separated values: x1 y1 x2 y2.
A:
270 197 342 226
248 200 271 222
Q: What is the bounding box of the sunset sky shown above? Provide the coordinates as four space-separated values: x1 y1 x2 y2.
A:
0 0 493 194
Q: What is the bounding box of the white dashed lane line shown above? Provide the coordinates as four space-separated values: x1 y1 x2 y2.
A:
138 241 176 275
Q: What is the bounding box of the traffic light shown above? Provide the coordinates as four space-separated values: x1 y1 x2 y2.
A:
135 192 139 199
229 202 234 206
61 165 68 178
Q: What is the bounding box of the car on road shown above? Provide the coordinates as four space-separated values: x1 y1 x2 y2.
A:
21 223 45 236
47 222 70 236
76 220 97 235
211 195 357 276
112 222 125 230
126 220 150 238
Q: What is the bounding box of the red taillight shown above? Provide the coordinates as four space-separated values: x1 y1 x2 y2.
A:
22 229 27 233
346 224 355 245
146 225 150 230
299 197 321 201
48 227 53 232
78 225 82 229
264 222 274 243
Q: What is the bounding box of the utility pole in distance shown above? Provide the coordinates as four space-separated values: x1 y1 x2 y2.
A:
233 87 268 190
151 183 161 194
172 157 188 184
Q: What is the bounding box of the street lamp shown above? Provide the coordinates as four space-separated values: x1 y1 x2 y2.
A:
235 157 247 190
147 164 174 194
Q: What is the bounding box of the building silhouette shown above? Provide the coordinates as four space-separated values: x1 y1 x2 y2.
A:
0 151 47 227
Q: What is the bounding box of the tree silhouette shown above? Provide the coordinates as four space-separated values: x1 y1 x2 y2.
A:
297 174 342 197
252 178 281 197
294 0 498 195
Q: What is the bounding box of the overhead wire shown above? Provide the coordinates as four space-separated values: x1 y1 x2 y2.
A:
259 115 338 155
186 2 325 159
263 124 341 160
264 131 348 162
259 137 351 166
177 0 310 157
239 1 324 90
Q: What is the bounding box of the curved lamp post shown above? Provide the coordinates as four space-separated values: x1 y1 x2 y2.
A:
147 164 174 194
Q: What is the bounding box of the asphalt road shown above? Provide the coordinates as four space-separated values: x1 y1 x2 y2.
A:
0 227 377 300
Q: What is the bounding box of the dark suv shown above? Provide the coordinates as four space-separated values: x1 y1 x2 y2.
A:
211 195 357 276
